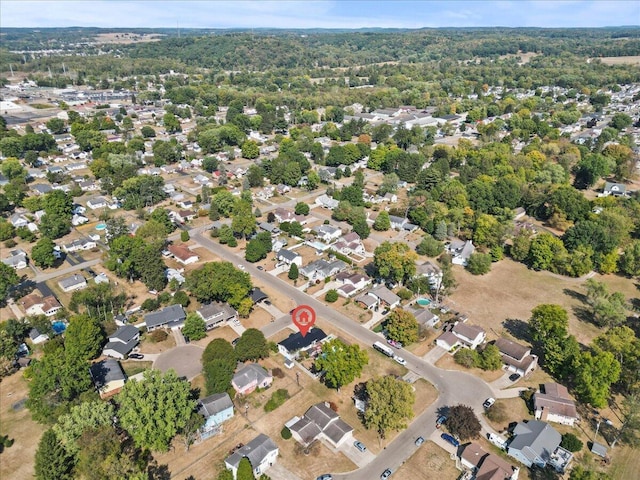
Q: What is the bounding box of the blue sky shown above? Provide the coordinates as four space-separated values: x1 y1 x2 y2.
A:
1 1 638 29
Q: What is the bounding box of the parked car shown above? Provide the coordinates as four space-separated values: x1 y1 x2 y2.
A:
436 415 447 428
440 433 460 447
380 469 392 480
316 475 332 480
354 441 367 452
509 373 521 382
483 397 496 409
128 353 144 360
393 355 407 366
257 265 264 270
387 338 403 349
231 337 240 346
415 436 425 446
237 264 245 270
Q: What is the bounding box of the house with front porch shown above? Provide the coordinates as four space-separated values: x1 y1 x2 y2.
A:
435 322 486 350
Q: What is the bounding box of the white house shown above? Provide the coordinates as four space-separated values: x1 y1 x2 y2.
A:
224 434 278 480
435 322 486 350
289 402 354 449
86 196 109 210
276 248 303 267
534 383 578 426
315 194 339 210
448 239 475 266
168 243 200 265
58 273 88 292
314 224 342 243
102 325 140 360
2 249 28 270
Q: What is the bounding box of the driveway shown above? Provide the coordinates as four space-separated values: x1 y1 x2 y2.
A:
153 344 204 380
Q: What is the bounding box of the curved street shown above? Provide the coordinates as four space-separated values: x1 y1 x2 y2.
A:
193 231 499 479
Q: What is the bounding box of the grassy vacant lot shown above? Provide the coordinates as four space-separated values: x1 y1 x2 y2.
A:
0 372 46 480
448 258 638 346
394 440 460 480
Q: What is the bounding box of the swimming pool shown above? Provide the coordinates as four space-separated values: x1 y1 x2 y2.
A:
95 223 107 230
416 298 431 306
52 321 67 334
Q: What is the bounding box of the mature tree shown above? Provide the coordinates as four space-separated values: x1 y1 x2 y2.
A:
31 237 57 268
64 314 105 361
0 262 20 301
385 310 419 345
241 140 260 159
529 304 569 345
1 157 27 180
529 304 580 378
172 290 190 307
478 344 502 371
204 358 235 395
568 466 610 480
325 289 339 303
373 211 391 231
141 125 156 138
447 405 481 440
294 202 310 216
235 328 269 362
616 391 640 448
202 338 235 365
237 457 255 480
416 234 443 256
466 253 492 275
288 263 299 280
246 164 265 188
179 412 205 453
53 400 115 455
454 348 480 368
149 207 176 234
585 279 627 328
374 241 418 285
105 216 130 243
213 191 237 217
619 241 640 277
574 349 620 408
185 261 252 309
182 312 206 341
363 376 415 439
34 429 75 480
163 112 181 133
232 200 256 238
352 218 370 240
69 282 126 319
245 237 269 262
560 433 583 453
114 175 167 210
314 338 368 390
117 369 196 452
594 326 640 394
105 235 167 291
0 219 15 241
40 190 73 239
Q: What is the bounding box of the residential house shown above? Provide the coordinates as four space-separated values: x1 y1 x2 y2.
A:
78 179 98 191
603 181 627 197
388 215 419 232
258 222 280 236
315 194 340 210
276 248 302 267
300 259 347 282
333 232 365 256
314 224 342 243
508 421 572 472
289 402 354 448
448 239 476 266
72 213 89 226
168 243 200 265
21 293 62 317
102 325 140 360
94 273 110 284
435 322 486 350
89 359 127 399
335 272 371 298
415 261 443 288
232 363 273 395
494 338 538 377
63 238 97 253
318 167 337 182
199 392 234 439
29 327 49 344
9 212 29 228
366 285 401 309
197 302 238 330
86 195 109 210
460 443 519 480
249 288 268 304
407 306 440 328
31 184 53 196
58 273 87 292
273 208 298 224
534 383 578 426
144 304 186 331
224 433 278 480
165 268 186 284
2 249 28 270
174 209 197 223
277 328 327 359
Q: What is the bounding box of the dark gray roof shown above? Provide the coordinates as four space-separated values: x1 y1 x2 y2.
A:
144 304 186 329
197 302 237 322
278 328 327 353
225 433 277 470
89 359 126 388
289 416 322 444
304 402 339 430
58 273 87 289
277 249 300 262
103 338 137 356
109 324 139 343
249 288 268 303
199 392 233 418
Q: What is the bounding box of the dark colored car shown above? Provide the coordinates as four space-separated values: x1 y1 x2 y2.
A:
128 353 144 360
257 266 264 270
316 476 332 480
509 373 521 382
436 415 447 428
231 338 240 346
441 433 460 447
415 436 425 446
354 441 367 452
380 469 392 480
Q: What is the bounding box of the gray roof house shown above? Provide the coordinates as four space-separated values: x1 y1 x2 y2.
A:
86 195 109 210
9 212 29 228
144 304 186 331
367 285 401 309
449 239 476 266
603 181 627 197
315 194 340 210
58 273 87 292
197 302 238 330
89 359 126 399
102 325 140 360
300 259 347 281
225 433 278 480
494 338 538 377
199 392 234 438
276 248 302 267
289 402 354 448
507 420 570 471
2 249 28 270
32 183 53 195
232 364 273 395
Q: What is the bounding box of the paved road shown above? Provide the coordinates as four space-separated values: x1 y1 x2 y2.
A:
32 259 101 283
192 231 496 479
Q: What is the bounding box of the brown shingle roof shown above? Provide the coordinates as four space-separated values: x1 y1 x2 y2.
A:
495 338 530 361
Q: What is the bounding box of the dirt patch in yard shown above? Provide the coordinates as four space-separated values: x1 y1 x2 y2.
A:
0 372 46 480
137 331 176 354
334 297 373 324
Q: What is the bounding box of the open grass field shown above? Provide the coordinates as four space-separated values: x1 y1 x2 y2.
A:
394 440 460 480
595 55 640 66
94 32 165 44
448 258 638 346
0 372 46 480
